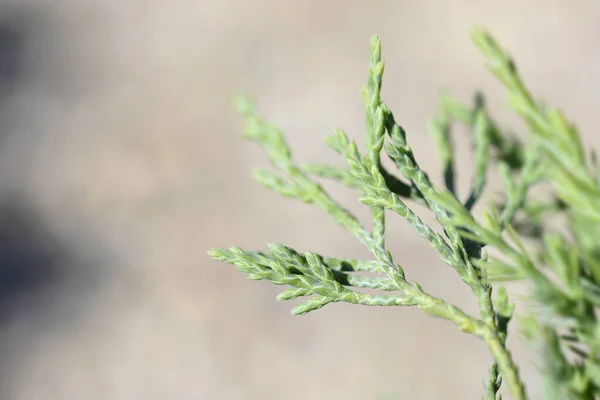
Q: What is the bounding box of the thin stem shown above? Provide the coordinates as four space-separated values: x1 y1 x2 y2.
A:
480 328 528 400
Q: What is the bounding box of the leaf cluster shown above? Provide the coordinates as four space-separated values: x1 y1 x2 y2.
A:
209 28 600 400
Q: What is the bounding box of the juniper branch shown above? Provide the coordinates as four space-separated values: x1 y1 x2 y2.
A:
208 27 600 400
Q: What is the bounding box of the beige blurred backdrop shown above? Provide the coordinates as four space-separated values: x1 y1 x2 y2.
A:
0 1 598 399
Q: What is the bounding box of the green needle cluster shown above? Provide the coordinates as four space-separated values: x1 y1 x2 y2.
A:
209 28 600 400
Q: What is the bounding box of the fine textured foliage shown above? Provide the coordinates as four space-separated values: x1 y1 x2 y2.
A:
209 28 600 400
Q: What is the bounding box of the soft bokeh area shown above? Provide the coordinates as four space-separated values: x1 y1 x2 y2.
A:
0 1 598 399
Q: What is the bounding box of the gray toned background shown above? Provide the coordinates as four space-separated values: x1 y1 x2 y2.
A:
0 1 598 399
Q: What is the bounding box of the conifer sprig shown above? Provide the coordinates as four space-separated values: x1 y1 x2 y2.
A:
209 28 600 399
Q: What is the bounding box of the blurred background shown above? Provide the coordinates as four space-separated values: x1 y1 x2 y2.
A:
0 1 598 399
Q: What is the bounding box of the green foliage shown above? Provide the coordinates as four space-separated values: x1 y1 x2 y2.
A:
208 28 600 399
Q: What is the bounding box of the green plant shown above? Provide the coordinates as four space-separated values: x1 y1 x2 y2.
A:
208 28 600 399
